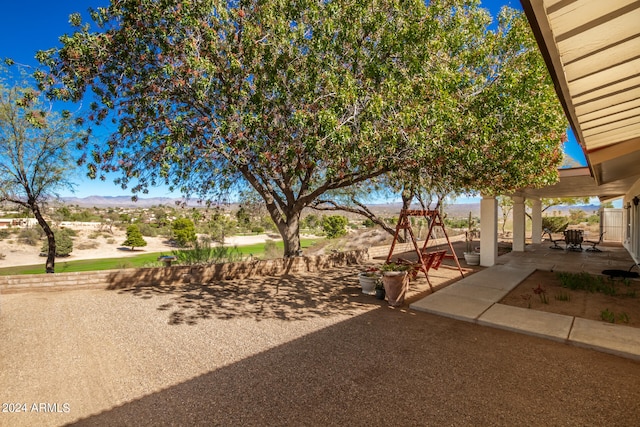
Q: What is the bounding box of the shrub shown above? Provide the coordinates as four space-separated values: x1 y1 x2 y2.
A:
122 224 148 250
172 238 244 265
172 218 197 247
137 223 160 237
542 217 569 233
0 229 11 240
263 239 282 259
586 214 600 225
322 215 348 239
41 229 74 257
362 218 376 228
19 228 40 246
76 241 99 250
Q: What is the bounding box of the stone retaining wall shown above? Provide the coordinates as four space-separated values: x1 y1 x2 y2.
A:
0 239 467 293
0 249 371 293
0 236 472 294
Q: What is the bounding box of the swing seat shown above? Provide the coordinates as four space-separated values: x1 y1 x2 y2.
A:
386 208 465 293
406 250 447 279
423 250 447 271
397 250 446 281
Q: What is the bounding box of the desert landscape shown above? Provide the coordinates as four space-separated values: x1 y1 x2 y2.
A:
0 225 278 269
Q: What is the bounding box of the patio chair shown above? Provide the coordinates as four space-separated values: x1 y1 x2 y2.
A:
543 228 563 250
585 231 605 252
564 229 583 252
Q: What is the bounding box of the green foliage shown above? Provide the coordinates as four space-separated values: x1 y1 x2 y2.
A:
0 229 10 240
599 309 628 324
206 215 236 244
568 209 587 224
38 0 566 256
322 215 348 239
0 68 83 272
41 229 74 257
542 217 569 233
362 218 375 228
122 224 147 250
446 217 476 229
301 214 321 230
600 308 615 323
555 271 627 297
136 223 168 238
171 217 197 247
172 238 244 266
586 214 600 225
236 206 251 229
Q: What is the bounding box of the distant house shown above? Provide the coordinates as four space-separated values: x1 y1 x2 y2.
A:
0 219 21 229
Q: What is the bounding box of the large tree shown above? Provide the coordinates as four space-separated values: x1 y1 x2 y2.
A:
314 5 568 234
0 70 81 272
36 0 566 256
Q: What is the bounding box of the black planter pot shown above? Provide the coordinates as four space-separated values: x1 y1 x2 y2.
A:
375 287 386 300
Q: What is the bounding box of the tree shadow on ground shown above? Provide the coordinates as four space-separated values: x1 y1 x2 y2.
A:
115 264 376 325
67 303 640 427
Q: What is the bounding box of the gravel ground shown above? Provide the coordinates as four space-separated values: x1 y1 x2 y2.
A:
1 264 640 426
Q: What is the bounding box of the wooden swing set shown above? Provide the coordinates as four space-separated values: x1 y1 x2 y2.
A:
385 207 464 292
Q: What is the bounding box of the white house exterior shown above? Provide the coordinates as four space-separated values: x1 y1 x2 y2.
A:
478 1 640 267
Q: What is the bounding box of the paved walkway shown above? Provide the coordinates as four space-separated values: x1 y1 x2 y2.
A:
411 242 640 360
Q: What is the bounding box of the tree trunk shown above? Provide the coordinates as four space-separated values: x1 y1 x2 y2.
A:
274 210 302 258
401 190 412 242
31 202 55 273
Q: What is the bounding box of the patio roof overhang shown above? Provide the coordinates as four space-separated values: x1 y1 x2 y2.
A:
519 167 636 201
519 0 640 200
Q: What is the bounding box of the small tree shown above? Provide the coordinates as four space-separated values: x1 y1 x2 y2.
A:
122 224 147 251
172 218 197 248
0 68 82 273
207 215 236 244
322 215 348 239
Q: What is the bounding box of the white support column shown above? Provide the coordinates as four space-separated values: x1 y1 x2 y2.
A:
480 196 498 267
512 196 526 252
531 199 542 244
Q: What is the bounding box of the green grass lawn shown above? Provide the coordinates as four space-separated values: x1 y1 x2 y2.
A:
0 238 319 276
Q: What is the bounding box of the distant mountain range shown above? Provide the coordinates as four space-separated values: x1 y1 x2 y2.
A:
58 195 603 218
60 195 191 208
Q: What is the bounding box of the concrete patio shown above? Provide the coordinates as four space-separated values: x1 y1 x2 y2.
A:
411 241 640 360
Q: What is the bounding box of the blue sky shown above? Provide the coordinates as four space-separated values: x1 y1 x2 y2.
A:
0 0 587 199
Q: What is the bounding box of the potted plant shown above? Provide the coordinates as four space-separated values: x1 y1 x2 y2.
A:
358 267 380 295
463 212 480 266
375 280 386 300
380 262 414 306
